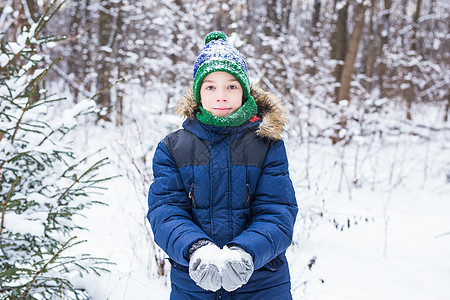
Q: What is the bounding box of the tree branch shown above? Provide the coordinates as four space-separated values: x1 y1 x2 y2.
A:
0 176 21 238
19 236 75 299
57 158 109 202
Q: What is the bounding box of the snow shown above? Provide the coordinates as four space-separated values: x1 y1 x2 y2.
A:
100 46 113 53
0 53 10 67
336 0 347 11
4 211 46 236
62 99 96 127
290 187 450 299
192 244 225 268
433 38 441 50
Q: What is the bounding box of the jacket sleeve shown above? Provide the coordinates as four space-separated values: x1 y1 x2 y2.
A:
147 141 211 266
228 140 298 270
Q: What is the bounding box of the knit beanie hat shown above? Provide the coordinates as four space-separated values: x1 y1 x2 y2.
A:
193 31 258 127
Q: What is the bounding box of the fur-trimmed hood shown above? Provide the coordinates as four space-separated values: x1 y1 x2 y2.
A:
175 84 286 140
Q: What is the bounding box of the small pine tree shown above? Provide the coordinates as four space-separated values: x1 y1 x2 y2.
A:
1 1 112 298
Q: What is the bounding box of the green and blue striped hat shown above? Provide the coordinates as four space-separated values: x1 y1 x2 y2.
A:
192 31 257 127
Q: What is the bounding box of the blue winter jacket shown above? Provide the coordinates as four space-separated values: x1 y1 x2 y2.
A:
147 85 298 297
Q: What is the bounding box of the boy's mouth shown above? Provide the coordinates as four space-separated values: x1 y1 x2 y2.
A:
213 108 232 113
212 107 232 116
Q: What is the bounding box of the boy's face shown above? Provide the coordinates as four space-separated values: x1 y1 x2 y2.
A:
200 72 243 118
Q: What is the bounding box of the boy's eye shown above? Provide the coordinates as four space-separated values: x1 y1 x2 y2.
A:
228 85 238 90
205 85 215 90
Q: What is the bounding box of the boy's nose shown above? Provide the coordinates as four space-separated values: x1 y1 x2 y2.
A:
217 91 227 101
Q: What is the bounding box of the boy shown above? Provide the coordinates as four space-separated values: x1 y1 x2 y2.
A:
147 31 298 299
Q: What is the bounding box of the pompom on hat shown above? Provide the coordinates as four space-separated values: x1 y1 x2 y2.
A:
193 31 257 127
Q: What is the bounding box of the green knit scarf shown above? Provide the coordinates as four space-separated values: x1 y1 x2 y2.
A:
196 95 258 127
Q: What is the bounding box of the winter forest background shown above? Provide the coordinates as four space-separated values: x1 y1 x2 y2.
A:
1 0 449 299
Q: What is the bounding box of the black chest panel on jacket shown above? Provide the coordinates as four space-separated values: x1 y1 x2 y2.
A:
230 131 275 168
162 130 210 168
162 129 277 169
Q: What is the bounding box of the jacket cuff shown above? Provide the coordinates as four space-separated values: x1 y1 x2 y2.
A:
187 239 213 260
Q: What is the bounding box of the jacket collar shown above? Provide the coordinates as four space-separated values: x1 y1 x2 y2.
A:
176 84 286 140
182 116 261 141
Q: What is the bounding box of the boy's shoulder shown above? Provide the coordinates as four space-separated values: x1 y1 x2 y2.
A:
230 130 280 167
161 129 210 167
162 128 204 149
162 128 190 143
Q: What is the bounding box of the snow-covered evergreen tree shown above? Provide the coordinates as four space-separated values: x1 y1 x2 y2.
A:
1 1 111 298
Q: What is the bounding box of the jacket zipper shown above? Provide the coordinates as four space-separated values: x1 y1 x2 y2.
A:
244 183 252 207
188 182 197 208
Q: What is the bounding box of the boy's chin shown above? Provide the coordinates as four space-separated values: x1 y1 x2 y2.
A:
210 110 234 118
214 113 232 118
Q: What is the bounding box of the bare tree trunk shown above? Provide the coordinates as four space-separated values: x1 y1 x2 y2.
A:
25 0 39 22
425 0 437 60
265 0 280 37
305 0 322 76
163 0 186 113
12 0 30 39
404 0 422 120
246 0 252 28
379 0 392 98
330 0 349 101
213 0 232 32
68 0 84 102
365 0 377 93
281 0 293 33
97 0 116 121
116 79 124 126
337 2 367 103
311 0 322 37
115 2 125 126
445 94 450 122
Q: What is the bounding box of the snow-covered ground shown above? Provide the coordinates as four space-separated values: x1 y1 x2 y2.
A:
70 99 450 299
